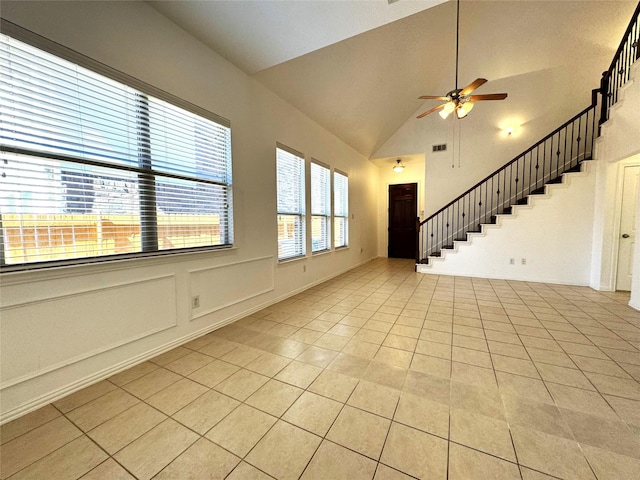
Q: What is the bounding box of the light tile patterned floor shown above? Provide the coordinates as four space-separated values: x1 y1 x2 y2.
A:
2 258 640 479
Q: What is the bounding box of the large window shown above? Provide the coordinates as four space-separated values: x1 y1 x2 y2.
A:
276 145 305 261
311 161 331 253
334 170 349 248
0 29 233 270
275 145 348 259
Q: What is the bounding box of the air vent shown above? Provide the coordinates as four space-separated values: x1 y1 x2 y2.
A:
432 144 447 152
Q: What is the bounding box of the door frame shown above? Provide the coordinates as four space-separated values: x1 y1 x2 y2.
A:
387 182 419 259
613 161 640 290
383 179 423 258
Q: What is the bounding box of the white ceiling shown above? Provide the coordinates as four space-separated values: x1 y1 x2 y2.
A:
148 0 637 159
148 0 447 74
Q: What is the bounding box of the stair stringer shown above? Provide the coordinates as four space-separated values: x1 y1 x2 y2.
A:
417 161 596 285
596 60 639 159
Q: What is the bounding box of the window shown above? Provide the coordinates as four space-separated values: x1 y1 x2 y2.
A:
334 170 349 248
275 145 346 258
0 30 233 270
311 161 331 253
276 145 305 260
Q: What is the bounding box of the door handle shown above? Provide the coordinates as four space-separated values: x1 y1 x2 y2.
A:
622 233 630 238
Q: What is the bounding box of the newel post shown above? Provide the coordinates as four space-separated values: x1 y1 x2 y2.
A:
415 216 421 268
598 70 610 130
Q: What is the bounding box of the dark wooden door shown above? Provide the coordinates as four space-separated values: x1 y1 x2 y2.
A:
388 183 417 259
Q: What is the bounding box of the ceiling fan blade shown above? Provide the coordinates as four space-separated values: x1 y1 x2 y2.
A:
418 95 448 100
460 78 487 95
468 93 508 101
417 104 445 119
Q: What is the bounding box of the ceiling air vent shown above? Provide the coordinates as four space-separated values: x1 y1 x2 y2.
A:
432 144 447 152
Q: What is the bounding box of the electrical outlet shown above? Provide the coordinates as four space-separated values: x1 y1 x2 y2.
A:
509 258 515 265
303 265 306 273
521 258 527 265
192 295 200 308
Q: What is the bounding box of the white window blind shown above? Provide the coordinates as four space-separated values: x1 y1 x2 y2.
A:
334 170 348 248
0 30 233 270
276 145 305 260
311 161 330 253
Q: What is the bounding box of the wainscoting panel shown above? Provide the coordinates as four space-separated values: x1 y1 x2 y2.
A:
0 275 177 387
190 256 274 320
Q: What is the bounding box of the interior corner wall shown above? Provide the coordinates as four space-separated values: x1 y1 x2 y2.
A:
376 157 425 258
0 0 379 422
589 62 640 302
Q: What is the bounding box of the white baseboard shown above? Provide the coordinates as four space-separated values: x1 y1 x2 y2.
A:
0 256 376 425
416 268 591 287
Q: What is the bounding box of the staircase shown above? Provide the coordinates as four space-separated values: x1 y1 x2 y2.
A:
416 2 640 270
417 102 599 264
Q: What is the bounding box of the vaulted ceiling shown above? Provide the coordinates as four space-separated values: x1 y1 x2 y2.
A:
149 0 637 159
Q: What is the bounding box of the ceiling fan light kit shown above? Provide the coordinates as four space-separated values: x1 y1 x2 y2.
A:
417 0 507 120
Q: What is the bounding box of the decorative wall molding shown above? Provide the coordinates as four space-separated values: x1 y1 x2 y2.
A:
0 275 178 389
189 256 275 321
0 256 374 425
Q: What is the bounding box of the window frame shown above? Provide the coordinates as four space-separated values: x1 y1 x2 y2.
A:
276 144 306 262
310 159 331 254
333 169 349 249
0 20 234 272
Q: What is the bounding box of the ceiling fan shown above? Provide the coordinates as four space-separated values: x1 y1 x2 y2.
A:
417 0 507 120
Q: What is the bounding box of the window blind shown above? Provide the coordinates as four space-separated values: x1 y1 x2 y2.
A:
334 170 348 248
0 31 233 269
311 161 330 253
276 146 305 260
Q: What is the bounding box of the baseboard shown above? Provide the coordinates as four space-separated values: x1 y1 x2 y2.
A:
417 269 592 287
0 255 376 425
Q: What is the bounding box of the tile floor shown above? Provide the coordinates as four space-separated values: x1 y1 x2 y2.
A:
2 258 640 479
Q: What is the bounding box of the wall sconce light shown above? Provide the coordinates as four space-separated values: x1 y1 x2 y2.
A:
393 159 405 173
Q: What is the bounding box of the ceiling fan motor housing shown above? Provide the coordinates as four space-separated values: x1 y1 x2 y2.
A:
447 89 463 100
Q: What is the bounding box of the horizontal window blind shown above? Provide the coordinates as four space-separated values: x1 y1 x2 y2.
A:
276 146 305 260
0 31 233 269
334 170 349 248
311 161 330 253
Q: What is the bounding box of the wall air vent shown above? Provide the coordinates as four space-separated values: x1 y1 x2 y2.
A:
432 144 447 152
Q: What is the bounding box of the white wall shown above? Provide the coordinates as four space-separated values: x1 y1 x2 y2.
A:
374 66 606 218
374 155 425 258
417 163 596 285
412 60 640 301
590 62 640 295
0 1 379 422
